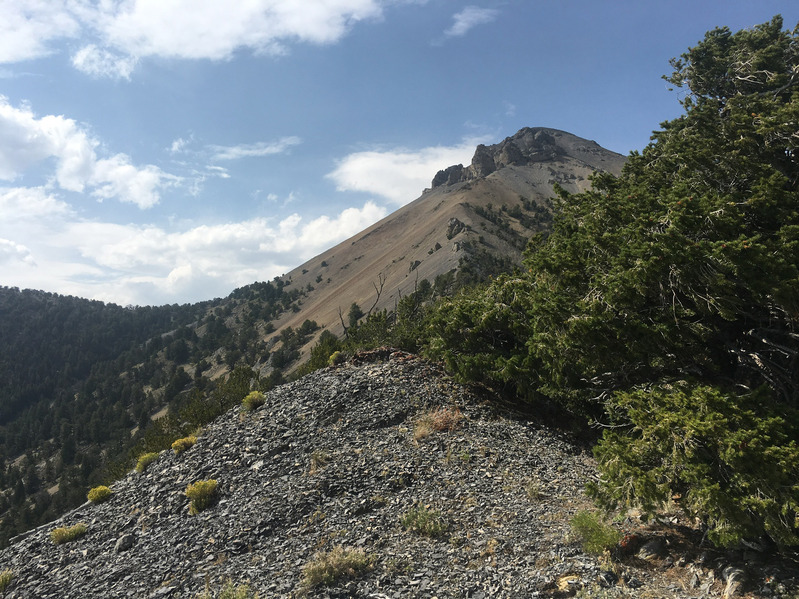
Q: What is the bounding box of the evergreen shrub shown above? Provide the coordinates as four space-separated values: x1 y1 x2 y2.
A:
0 569 14 593
570 511 621 555
400 505 447 537
242 391 265 412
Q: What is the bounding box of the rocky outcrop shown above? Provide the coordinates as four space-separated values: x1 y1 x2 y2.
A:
431 127 619 188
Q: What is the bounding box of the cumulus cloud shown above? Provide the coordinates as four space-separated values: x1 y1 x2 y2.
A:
1 198 387 306
93 0 384 61
327 139 486 204
0 1 80 63
444 6 499 38
0 96 177 208
209 137 302 160
2 0 399 76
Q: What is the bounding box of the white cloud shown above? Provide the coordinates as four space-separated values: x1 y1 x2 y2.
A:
0 96 177 209
71 44 138 79
0 199 387 306
205 165 231 179
0 238 35 266
3 0 395 76
169 137 191 154
209 137 302 160
327 139 486 204
0 1 80 63
0 186 72 220
94 0 385 60
90 155 180 208
444 6 499 38
0 1 439 78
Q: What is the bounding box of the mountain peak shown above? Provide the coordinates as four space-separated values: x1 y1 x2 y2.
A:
432 127 618 188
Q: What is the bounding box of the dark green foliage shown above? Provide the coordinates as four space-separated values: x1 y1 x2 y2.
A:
592 383 799 547
428 16 799 546
347 303 364 328
293 330 343 377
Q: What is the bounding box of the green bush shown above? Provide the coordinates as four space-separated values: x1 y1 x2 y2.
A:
591 384 799 547
50 523 88 545
172 435 197 455
87 485 112 503
186 479 218 515
242 391 265 412
301 546 373 588
135 452 159 473
570 511 621 555
400 505 447 538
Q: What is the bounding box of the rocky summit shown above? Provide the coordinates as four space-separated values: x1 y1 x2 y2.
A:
0 351 792 598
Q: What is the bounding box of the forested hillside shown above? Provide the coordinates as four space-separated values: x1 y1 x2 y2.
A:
0 280 313 544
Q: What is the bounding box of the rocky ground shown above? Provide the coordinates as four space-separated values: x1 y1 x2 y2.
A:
1 350 797 598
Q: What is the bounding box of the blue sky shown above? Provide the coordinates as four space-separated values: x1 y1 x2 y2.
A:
1 1 797 306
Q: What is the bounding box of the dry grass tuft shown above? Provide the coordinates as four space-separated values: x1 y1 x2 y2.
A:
413 406 463 441
50 523 88 545
87 485 113 503
301 546 373 588
172 435 197 455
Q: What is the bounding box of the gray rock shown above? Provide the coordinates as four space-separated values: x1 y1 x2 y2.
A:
723 565 747 598
114 533 136 553
637 537 666 560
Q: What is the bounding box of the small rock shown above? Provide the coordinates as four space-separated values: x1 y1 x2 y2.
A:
598 570 618 587
114 534 135 553
723 566 746 598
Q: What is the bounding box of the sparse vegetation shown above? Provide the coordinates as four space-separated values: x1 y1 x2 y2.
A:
413 406 462 441
525 478 544 500
87 485 113 503
171 435 197 455
50 523 88 545
400 505 447 538
301 545 373 589
135 452 159 473
570 511 621 555
328 350 345 366
186 479 218 515
0 569 14 594
309 450 330 474
194 581 258 599
242 391 265 412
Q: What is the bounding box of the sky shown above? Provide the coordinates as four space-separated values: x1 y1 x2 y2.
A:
1 1 797 306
